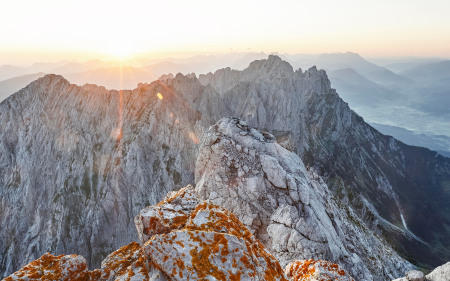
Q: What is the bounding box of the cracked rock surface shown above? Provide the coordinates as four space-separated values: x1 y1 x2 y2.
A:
195 117 413 281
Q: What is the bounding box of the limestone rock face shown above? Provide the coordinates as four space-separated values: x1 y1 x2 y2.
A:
195 117 412 281
0 75 202 277
134 185 200 244
3 253 88 281
285 259 354 281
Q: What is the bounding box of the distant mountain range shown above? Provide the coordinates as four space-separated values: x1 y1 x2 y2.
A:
1 52 448 156
371 123 450 158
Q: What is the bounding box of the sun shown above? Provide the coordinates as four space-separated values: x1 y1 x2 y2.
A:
108 42 134 61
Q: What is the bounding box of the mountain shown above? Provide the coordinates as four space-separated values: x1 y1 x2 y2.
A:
0 65 30 81
371 123 450 158
402 60 450 82
381 59 445 74
0 74 202 277
195 56 450 269
64 66 157 90
399 61 450 118
312 52 412 88
48 60 105 75
316 52 382 73
195 117 411 280
309 54 450 153
0 73 46 102
327 68 399 108
1 56 449 279
0 61 102 81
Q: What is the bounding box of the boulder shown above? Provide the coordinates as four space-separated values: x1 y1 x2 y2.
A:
405 270 425 281
2 253 88 281
134 184 200 244
96 241 167 281
143 200 286 280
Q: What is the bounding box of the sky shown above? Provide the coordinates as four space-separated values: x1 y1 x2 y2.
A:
1 0 450 64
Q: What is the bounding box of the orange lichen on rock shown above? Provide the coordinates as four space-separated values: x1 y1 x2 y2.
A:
5 185 288 281
3 253 88 281
134 184 200 244
98 241 142 280
285 260 354 281
184 201 286 280
144 196 287 280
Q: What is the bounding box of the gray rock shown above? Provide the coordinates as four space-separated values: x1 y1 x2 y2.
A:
393 261 450 281
195 117 413 281
405 270 425 281
0 75 200 276
426 261 450 281
134 185 200 244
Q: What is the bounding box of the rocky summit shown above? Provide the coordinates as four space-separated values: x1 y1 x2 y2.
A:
195 117 411 280
4 184 357 281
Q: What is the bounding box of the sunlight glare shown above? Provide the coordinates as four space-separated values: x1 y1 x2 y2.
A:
108 42 134 61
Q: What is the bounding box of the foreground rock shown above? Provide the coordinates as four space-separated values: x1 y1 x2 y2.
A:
134 185 201 244
195 117 413 280
285 260 354 281
4 185 288 280
393 261 450 281
140 185 287 280
2 242 167 281
3 253 88 281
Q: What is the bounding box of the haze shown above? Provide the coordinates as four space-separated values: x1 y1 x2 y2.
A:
2 0 450 65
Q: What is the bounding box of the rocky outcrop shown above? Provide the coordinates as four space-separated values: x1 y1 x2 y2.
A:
285 260 354 281
4 185 288 281
7 183 374 281
134 185 201 244
3 253 88 281
195 117 412 280
139 185 286 280
393 262 450 281
92 241 166 281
